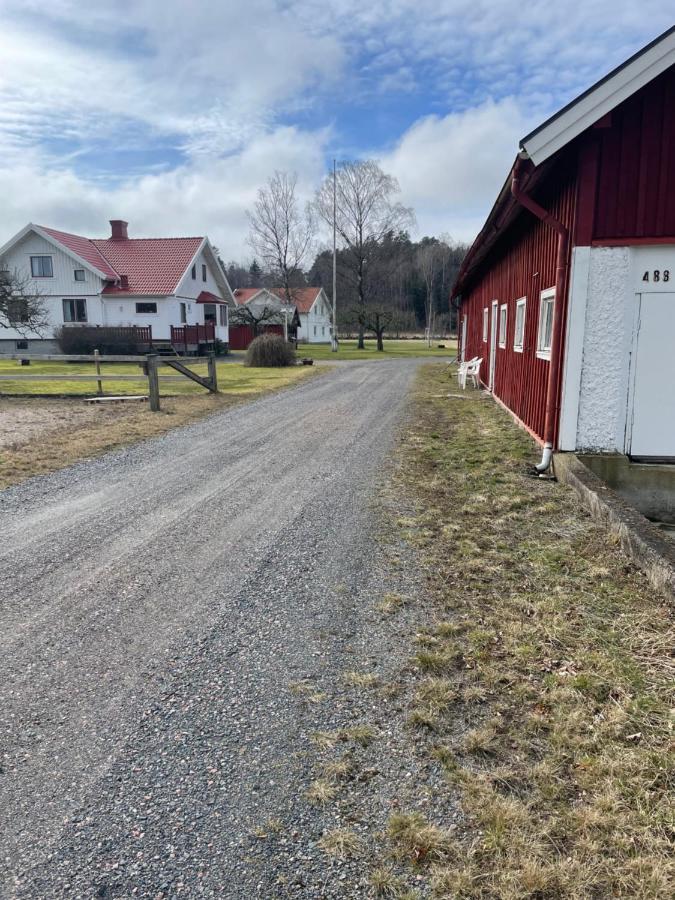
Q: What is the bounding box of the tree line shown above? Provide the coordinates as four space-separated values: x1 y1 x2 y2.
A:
224 163 468 348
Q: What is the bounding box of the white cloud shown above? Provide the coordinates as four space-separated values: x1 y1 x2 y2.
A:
0 0 673 261
0 127 329 260
379 98 534 243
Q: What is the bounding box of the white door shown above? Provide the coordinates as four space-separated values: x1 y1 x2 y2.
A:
488 301 498 391
630 292 675 458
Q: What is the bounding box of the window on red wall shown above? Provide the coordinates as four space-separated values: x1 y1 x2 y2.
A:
514 297 526 352
537 288 555 359
498 304 507 348
482 308 488 342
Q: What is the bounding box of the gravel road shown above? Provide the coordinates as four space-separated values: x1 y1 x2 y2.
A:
0 359 425 899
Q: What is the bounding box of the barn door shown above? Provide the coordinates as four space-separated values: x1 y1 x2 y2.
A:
629 292 675 459
488 301 498 391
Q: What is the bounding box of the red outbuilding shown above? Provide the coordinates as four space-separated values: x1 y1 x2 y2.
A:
453 26 675 468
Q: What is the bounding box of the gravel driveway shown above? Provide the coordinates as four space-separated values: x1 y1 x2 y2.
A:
0 359 425 899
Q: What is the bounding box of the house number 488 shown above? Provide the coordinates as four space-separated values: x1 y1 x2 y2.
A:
642 269 670 282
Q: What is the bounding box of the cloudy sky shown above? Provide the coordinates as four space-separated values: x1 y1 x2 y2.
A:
0 1 671 259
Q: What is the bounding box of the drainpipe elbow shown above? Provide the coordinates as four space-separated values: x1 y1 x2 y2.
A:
535 443 553 473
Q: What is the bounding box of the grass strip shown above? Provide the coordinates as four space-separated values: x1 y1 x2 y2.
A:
387 363 674 899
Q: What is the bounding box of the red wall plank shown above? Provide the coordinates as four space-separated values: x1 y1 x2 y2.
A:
594 66 675 240
460 165 578 442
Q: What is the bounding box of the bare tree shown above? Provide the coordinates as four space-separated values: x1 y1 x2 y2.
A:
416 242 443 347
248 171 314 306
315 160 414 349
230 301 284 338
0 261 48 335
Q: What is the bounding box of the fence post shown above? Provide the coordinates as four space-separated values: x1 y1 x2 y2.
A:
94 348 103 396
147 354 160 411
207 352 218 393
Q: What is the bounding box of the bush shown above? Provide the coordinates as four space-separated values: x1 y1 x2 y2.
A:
244 333 296 367
54 326 143 355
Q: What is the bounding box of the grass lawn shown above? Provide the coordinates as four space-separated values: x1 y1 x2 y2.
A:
368 365 673 898
0 357 311 397
0 362 318 488
298 338 456 361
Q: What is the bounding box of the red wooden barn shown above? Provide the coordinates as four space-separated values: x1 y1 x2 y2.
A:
453 26 675 469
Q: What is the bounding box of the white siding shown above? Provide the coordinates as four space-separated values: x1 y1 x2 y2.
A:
174 245 227 301
2 232 105 297
297 290 332 343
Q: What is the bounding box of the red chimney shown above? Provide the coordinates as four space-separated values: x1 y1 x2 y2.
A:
110 219 128 240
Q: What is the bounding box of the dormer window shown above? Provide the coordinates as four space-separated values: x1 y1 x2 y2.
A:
191 264 196 280
74 269 86 282
30 256 53 277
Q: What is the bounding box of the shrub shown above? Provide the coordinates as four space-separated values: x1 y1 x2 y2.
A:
245 333 296 367
54 326 143 355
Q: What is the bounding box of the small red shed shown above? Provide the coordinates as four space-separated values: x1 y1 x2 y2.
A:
452 26 675 467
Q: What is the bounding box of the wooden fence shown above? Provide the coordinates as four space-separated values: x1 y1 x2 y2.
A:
0 351 218 411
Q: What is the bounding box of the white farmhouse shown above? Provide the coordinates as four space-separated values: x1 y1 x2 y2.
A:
0 220 233 354
281 287 332 344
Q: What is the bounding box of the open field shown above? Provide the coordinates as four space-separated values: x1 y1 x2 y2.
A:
298 338 457 360
364 364 674 898
0 364 317 488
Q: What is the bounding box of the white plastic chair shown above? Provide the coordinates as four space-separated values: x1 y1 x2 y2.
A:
458 357 482 389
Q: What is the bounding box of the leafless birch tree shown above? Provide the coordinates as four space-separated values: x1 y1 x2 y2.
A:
247 171 314 306
315 160 414 348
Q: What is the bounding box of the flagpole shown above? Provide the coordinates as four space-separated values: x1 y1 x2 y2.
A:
331 158 338 352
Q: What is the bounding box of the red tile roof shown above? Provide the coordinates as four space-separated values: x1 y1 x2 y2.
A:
37 225 206 295
94 237 203 295
271 287 321 313
232 288 266 305
196 290 226 304
40 226 119 280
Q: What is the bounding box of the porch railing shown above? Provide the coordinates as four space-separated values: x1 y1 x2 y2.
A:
170 322 216 350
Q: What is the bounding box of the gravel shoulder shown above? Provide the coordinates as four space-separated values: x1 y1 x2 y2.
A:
0 359 435 899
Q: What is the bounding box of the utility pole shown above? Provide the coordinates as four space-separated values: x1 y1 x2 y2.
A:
331 158 338 352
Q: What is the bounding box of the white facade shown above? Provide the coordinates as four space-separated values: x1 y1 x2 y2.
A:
297 289 332 343
559 244 675 457
0 227 231 352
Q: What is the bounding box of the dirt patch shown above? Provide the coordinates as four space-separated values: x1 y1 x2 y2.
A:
0 398 139 451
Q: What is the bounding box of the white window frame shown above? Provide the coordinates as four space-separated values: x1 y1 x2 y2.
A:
218 305 227 327
513 297 526 352
135 301 158 314
30 255 53 277
498 303 507 348
63 298 87 323
536 288 555 360
482 307 488 342
74 268 86 282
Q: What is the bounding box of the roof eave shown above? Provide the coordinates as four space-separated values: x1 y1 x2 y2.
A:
521 25 675 166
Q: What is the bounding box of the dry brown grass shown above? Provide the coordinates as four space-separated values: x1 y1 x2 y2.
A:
318 827 363 859
0 367 317 489
306 778 339 805
386 364 675 898
343 671 380 689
